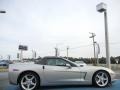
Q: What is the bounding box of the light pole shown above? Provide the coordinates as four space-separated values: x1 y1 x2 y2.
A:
89 32 96 65
19 45 28 60
96 2 111 68
17 53 20 60
54 43 63 57
0 10 6 60
55 47 58 57
67 46 69 59
32 50 37 59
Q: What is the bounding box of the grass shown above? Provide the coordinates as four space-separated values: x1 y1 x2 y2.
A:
0 67 8 72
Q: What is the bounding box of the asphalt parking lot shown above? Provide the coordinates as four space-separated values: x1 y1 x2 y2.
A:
0 72 120 90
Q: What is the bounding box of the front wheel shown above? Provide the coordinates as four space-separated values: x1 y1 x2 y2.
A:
93 71 111 87
19 72 40 90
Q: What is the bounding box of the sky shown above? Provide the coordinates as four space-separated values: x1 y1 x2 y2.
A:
0 0 120 60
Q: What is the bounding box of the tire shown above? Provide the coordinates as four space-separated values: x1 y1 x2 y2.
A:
93 71 111 87
19 72 40 90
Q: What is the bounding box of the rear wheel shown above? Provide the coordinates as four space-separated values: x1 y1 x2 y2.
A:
19 72 40 90
93 71 111 87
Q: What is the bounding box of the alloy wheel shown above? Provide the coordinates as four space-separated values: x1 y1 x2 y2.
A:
21 74 37 90
95 71 109 87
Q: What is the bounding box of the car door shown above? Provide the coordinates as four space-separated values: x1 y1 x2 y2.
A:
43 58 81 84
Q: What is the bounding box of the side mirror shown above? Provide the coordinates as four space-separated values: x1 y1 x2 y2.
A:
66 64 71 69
80 65 84 67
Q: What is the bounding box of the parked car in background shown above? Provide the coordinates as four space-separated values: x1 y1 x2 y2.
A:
0 60 9 68
75 60 87 66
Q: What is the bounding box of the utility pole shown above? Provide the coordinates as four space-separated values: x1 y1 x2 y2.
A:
67 46 69 59
89 32 96 65
94 42 100 65
54 43 63 57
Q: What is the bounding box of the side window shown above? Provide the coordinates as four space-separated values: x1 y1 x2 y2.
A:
45 58 76 67
57 59 76 67
45 58 69 66
56 59 67 66
46 59 56 66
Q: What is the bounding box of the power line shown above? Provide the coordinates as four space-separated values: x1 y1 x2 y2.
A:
60 44 93 52
70 44 92 50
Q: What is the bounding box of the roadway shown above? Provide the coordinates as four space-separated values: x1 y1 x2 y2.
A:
0 72 120 90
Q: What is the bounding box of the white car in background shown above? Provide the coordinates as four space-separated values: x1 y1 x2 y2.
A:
75 61 87 66
9 56 116 90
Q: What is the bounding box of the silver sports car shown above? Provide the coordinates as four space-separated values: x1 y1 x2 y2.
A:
9 56 116 90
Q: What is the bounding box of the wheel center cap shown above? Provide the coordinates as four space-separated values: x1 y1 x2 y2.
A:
100 77 104 81
27 80 32 84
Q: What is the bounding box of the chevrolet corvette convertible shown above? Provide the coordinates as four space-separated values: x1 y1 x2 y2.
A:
9 56 116 90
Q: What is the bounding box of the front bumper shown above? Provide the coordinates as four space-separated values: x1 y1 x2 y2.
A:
110 73 116 83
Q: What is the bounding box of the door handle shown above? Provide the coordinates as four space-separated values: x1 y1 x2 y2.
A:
43 66 45 69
